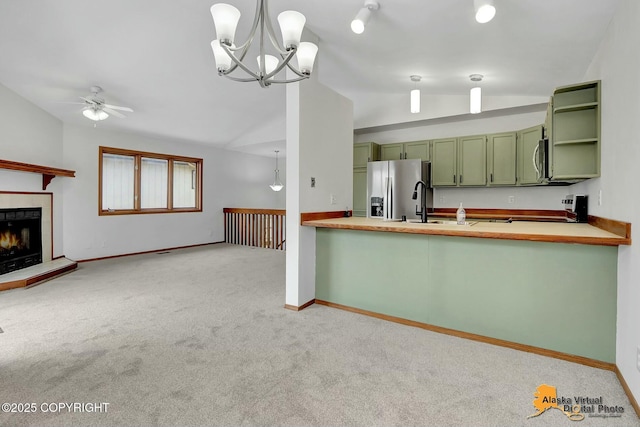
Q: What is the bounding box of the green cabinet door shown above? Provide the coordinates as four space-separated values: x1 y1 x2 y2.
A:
458 135 486 186
487 132 516 186
517 125 543 185
380 143 404 161
404 141 430 161
353 168 368 217
432 138 457 186
353 142 379 168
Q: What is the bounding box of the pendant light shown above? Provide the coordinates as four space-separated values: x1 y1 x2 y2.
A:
469 74 483 114
410 75 421 114
270 150 284 192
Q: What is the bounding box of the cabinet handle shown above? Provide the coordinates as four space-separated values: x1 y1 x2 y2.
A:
404 153 407 159
453 175 456 184
400 153 402 159
460 175 463 184
368 157 370 162
491 173 493 182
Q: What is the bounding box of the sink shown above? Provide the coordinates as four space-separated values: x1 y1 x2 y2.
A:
406 219 477 226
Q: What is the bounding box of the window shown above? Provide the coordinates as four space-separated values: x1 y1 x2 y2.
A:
99 147 202 215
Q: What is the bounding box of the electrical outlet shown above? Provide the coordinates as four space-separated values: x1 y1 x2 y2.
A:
330 194 337 205
599 189 602 206
508 196 515 204
310 177 316 188
637 346 640 372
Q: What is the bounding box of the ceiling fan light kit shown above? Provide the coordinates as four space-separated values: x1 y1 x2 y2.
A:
83 108 109 121
209 0 319 88
75 86 133 122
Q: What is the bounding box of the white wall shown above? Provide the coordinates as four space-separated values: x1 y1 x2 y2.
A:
356 109 570 210
62 124 285 260
286 77 353 306
0 83 65 257
570 0 640 403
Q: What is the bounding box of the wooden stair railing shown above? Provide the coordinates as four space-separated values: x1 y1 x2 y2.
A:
223 208 286 250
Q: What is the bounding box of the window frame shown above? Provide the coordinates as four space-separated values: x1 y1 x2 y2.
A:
98 146 203 216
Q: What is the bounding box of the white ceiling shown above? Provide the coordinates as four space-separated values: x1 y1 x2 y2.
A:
0 0 620 157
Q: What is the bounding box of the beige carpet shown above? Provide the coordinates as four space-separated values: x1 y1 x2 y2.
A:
0 244 637 427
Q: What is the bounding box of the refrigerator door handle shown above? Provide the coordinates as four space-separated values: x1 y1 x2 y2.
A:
389 177 393 219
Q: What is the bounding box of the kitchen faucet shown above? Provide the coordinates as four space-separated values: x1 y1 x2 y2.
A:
412 180 428 223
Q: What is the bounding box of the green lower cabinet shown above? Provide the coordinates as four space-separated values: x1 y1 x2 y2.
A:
431 138 458 186
487 132 516 186
380 143 404 161
458 135 486 186
315 229 617 363
518 125 543 185
352 168 367 217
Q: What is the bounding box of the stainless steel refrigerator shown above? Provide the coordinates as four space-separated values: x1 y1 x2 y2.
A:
367 160 433 221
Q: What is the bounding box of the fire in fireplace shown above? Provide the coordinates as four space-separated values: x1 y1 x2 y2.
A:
0 208 42 275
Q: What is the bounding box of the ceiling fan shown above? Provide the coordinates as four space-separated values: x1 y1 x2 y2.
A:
73 86 133 121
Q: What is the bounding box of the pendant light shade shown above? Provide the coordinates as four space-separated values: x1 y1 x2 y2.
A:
270 150 284 192
411 90 420 114
470 87 482 114
469 74 483 114
410 75 421 114
474 0 496 24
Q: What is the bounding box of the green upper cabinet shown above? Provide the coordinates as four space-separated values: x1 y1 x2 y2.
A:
487 132 516 186
404 140 430 161
380 140 431 161
458 135 487 186
352 169 368 217
353 142 380 169
380 143 404 161
432 138 458 186
550 80 600 180
517 125 544 185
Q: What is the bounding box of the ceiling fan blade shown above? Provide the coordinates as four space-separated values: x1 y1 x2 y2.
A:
103 107 126 118
56 101 86 105
103 103 133 112
79 96 97 104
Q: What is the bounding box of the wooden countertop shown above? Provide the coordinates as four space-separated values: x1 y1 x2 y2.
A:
302 217 630 246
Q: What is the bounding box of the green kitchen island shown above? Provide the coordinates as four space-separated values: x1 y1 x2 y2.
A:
303 217 630 364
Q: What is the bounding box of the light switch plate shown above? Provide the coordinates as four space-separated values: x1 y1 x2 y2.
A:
311 177 316 188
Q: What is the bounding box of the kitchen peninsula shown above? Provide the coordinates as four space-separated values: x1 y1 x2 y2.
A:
303 215 631 365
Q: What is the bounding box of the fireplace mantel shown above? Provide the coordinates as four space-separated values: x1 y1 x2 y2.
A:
0 159 75 190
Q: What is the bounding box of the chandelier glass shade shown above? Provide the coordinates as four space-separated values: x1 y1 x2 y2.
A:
270 150 284 192
210 1 318 88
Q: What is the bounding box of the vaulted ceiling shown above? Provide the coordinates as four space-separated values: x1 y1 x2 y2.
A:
0 0 620 157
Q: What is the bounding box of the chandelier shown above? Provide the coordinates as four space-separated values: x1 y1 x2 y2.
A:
270 150 283 192
210 1 319 88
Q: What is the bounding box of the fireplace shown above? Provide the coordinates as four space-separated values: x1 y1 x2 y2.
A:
0 208 43 275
